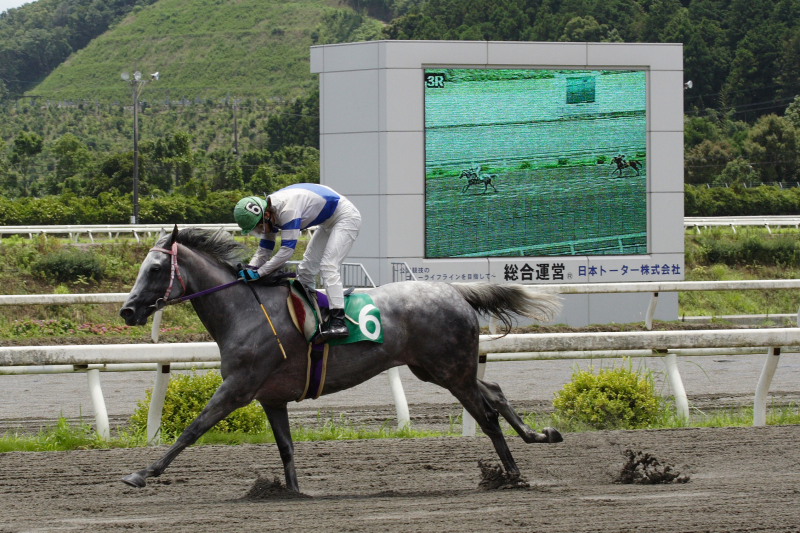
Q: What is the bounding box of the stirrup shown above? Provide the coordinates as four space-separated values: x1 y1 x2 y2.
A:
313 310 349 343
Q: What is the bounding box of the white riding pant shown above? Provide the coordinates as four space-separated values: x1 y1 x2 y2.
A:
297 197 361 309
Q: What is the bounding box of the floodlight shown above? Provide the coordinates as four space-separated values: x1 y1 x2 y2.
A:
121 72 130 81
134 71 142 81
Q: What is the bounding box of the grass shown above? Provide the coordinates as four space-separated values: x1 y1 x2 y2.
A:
0 414 460 452
4 403 800 453
680 226 800 317
28 0 340 102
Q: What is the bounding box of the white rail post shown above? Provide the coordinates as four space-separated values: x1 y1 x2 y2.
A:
647 296 688 420
645 292 659 330
150 309 163 343
146 308 168 443
753 347 781 426
387 367 410 430
86 368 110 439
662 351 690 420
147 363 171 444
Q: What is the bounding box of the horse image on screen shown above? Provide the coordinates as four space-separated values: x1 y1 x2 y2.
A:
424 68 647 258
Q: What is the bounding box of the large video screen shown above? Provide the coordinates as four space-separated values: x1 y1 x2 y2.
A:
424 68 648 258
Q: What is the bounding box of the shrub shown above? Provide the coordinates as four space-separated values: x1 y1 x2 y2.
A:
129 370 267 441
32 247 104 282
693 231 800 267
11 318 77 337
553 361 667 429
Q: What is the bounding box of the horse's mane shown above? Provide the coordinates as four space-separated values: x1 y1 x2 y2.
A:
156 227 248 269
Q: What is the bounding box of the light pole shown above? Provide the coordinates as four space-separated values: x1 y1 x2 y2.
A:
121 70 159 224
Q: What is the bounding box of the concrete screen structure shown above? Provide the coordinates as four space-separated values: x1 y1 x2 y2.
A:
311 40 684 325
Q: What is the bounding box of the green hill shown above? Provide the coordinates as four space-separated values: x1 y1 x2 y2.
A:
27 0 379 102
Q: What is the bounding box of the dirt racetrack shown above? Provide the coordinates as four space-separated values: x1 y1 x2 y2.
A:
2 424 800 533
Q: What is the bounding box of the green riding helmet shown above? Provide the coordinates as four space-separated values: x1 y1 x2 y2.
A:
234 196 267 235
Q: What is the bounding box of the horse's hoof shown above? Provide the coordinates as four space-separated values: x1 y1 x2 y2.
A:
543 427 563 443
121 472 147 488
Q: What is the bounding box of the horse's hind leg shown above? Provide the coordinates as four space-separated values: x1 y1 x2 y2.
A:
260 402 299 492
408 365 519 475
452 384 521 475
478 379 562 444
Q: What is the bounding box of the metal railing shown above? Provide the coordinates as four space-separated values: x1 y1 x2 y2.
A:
685 216 800 233
391 262 418 283
0 223 241 243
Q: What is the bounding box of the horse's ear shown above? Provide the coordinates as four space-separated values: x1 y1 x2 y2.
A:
171 224 179 244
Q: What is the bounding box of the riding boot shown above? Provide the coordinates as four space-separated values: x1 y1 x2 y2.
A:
316 308 349 342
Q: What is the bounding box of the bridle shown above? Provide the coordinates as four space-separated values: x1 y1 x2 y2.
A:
149 241 241 310
149 238 289 359
149 242 186 309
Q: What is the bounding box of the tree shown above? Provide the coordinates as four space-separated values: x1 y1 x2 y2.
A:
43 133 92 194
786 95 800 130
744 114 799 183
10 131 43 196
0 138 8 175
685 139 735 185
721 24 782 118
147 130 194 192
560 16 619 42
640 0 683 42
208 150 244 191
264 90 320 152
775 26 800 104
714 157 758 187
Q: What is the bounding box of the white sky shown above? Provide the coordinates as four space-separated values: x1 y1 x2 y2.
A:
0 0 33 15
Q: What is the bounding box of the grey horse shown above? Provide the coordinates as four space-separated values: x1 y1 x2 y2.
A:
119 226 563 491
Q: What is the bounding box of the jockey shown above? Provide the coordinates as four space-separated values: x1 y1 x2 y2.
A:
233 183 362 342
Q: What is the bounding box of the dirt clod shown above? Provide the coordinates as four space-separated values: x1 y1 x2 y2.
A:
242 476 310 500
478 459 530 490
616 448 690 484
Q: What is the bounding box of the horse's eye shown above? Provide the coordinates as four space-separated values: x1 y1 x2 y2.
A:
149 264 161 273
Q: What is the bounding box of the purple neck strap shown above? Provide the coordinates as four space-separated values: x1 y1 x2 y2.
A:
166 279 243 305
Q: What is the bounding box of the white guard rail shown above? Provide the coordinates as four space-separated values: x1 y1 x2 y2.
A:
685 216 800 234
1 330 798 440
0 223 241 243
1 217 800 242
2 279 799 440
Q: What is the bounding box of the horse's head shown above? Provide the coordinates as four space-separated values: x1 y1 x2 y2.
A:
120 226 182 326
120 225 249 326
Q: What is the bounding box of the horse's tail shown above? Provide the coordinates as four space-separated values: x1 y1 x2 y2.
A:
452 283 562 335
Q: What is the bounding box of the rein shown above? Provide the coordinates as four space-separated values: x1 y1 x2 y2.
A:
150 242 241 309
149 240 289 359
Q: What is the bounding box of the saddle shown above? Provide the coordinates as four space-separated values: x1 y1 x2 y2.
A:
286 279 383 401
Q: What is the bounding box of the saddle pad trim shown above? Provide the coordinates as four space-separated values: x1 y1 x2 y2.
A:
297 343 329 402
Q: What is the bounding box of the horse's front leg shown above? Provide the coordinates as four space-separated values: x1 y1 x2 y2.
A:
122 377 256 488
260 402 299 491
